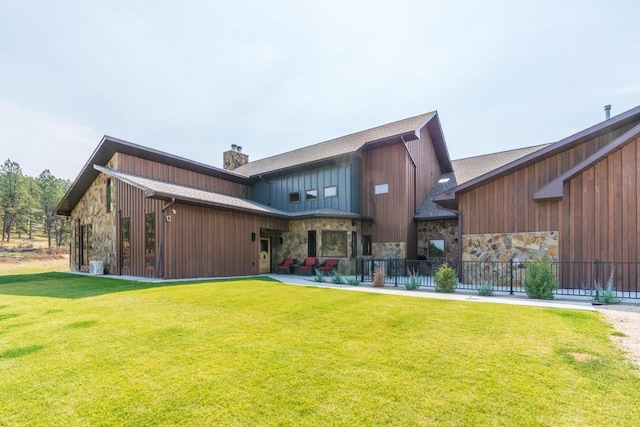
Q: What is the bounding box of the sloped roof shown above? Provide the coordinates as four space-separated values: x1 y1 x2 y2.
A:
94 166 288 218
56 135 247 216
415 172 458 220
451 144 550 185
534 123 640 201
234 111 440 176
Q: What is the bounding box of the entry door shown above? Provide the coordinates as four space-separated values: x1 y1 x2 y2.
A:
307 230 317 257
259 238 271 273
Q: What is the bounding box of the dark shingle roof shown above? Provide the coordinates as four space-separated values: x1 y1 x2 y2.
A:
234 112 437 176
415 172 458 219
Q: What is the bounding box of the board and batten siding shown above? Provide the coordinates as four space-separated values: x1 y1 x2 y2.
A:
458 122 639 236
117 153 249 198
251 162 360 213
562 135 640 264
162 203 288 279
361 143 413 247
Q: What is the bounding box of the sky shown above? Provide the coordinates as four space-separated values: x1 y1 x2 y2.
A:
1 1 639 180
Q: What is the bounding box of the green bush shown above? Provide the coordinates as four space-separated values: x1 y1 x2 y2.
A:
331 272 345 284
434 263 456 293
346 277 360 286
476 281 493 297
314 270 325 282
524 258 557 300
404 268 420 290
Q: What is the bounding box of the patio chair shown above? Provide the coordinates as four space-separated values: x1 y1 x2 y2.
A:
317 259 339 275
297 257 317 275
276 257 297 274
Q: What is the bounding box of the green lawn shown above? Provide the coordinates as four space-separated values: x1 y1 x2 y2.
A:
0 273 638 426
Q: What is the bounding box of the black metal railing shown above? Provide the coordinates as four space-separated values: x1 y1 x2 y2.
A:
354 258 640 299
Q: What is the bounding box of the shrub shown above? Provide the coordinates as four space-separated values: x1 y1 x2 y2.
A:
594 270 621 304
434 263 456 293
314 270 325 282
346 277 360 286
476 281 493 297
404 268 420 290
372 266 385 287
524 258 557 300
331 272 345 284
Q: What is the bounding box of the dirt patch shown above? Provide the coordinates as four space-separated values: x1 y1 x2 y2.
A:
569 352 597 363
598 305 640 369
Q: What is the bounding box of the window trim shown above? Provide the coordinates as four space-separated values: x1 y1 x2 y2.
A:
428 239 445 257
288 191 301 204
374 183 389 195
305 188 318 201
323 185 338 198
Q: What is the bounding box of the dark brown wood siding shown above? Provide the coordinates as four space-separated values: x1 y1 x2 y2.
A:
562 135 640 264
162 203 288 279
361 143 412 245
459 123 638 235
118 153 249 197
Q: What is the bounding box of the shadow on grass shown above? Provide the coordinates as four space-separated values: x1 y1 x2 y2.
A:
0 345 45 359
0 272 278 300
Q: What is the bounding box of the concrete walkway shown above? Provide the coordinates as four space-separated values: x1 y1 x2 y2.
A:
266 274 598 312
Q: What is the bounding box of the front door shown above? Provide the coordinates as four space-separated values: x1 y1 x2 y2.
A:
259 238 271 273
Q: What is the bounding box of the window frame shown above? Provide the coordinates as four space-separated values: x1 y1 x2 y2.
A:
321 230 348 257
374 183 389 195
428 239 445 257
288 191 301 204
144 213 156 270
323 185 338 199
121 217 131 269
305 188 318 201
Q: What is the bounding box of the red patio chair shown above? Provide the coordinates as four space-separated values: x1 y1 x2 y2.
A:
297 257 317 275
317 259 339 274
276 257 296 274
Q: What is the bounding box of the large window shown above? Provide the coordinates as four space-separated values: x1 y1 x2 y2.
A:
145 213 156 269
362 235 372 256
121 217 130 268
321 231 347 257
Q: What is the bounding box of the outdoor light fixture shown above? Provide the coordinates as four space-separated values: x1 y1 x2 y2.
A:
251 232 256 241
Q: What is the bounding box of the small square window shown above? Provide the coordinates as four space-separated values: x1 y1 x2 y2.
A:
289 192 300 203
324 185 338 198
428 239 445 257
305 189 318 201
374 183 388 195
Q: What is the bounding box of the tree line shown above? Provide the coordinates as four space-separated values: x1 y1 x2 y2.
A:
0 159 71 247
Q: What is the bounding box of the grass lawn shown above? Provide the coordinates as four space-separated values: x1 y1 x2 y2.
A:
0 273 639 426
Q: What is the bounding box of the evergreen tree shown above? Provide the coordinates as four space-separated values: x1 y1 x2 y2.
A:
0 159 30 242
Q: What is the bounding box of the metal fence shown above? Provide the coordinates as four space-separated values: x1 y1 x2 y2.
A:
355 258 640 299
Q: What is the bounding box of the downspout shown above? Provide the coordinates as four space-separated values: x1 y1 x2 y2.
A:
158 198 176 278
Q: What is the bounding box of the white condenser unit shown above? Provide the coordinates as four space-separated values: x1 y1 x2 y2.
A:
89 260 104 275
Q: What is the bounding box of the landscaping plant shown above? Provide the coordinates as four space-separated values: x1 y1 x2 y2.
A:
434 263 456 293
345 277 360 286
314 269 325 282
331 272 345 284
476 281 493 296
593 269 621 304
524 258 557 299
372 266 385 287
404 268 420 290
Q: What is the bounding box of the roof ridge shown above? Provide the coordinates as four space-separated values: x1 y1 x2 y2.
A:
452 142 550 162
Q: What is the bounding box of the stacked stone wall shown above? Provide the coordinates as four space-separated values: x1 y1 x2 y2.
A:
416 219 458 260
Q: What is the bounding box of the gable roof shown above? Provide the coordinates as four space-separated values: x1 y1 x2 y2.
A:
534 123 640 201
234 111 451 177
433 104 640 211
56 135 247 216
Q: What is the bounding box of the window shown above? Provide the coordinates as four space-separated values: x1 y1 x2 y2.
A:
321 231 347 257
121 217 130 268
323 185 338 198
305 189 318 201
374 183 389 195
289 192 300 203
362 235 372 256
428 239 445 257
106 179 112 213
145 213 156 269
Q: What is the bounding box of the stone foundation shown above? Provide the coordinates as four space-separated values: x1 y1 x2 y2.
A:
372 242 406 259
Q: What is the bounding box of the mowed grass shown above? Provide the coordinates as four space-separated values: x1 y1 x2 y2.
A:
0 255 69 276
0 274 639 426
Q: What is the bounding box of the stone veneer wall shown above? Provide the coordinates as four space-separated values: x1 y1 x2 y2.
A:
69 155 118 273
271 218 360 275
371 242 406 259
416 219 458 260
460 231 558 286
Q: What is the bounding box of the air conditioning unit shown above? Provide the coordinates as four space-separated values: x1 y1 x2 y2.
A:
89 260 104 275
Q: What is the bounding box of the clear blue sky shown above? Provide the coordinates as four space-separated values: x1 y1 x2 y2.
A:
1 1 639 180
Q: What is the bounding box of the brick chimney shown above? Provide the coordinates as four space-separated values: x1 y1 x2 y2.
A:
223 145 249 171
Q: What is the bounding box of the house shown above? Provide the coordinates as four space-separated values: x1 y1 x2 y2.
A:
57 104 640 285
56 111 451 278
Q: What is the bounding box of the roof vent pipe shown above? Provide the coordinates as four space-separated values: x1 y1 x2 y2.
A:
604 104 611 120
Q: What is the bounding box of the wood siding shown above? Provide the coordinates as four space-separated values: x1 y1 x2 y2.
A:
162 203 288 279
117 153 249 198
361 143 414 251
459 123 638 235
562 135 640 263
